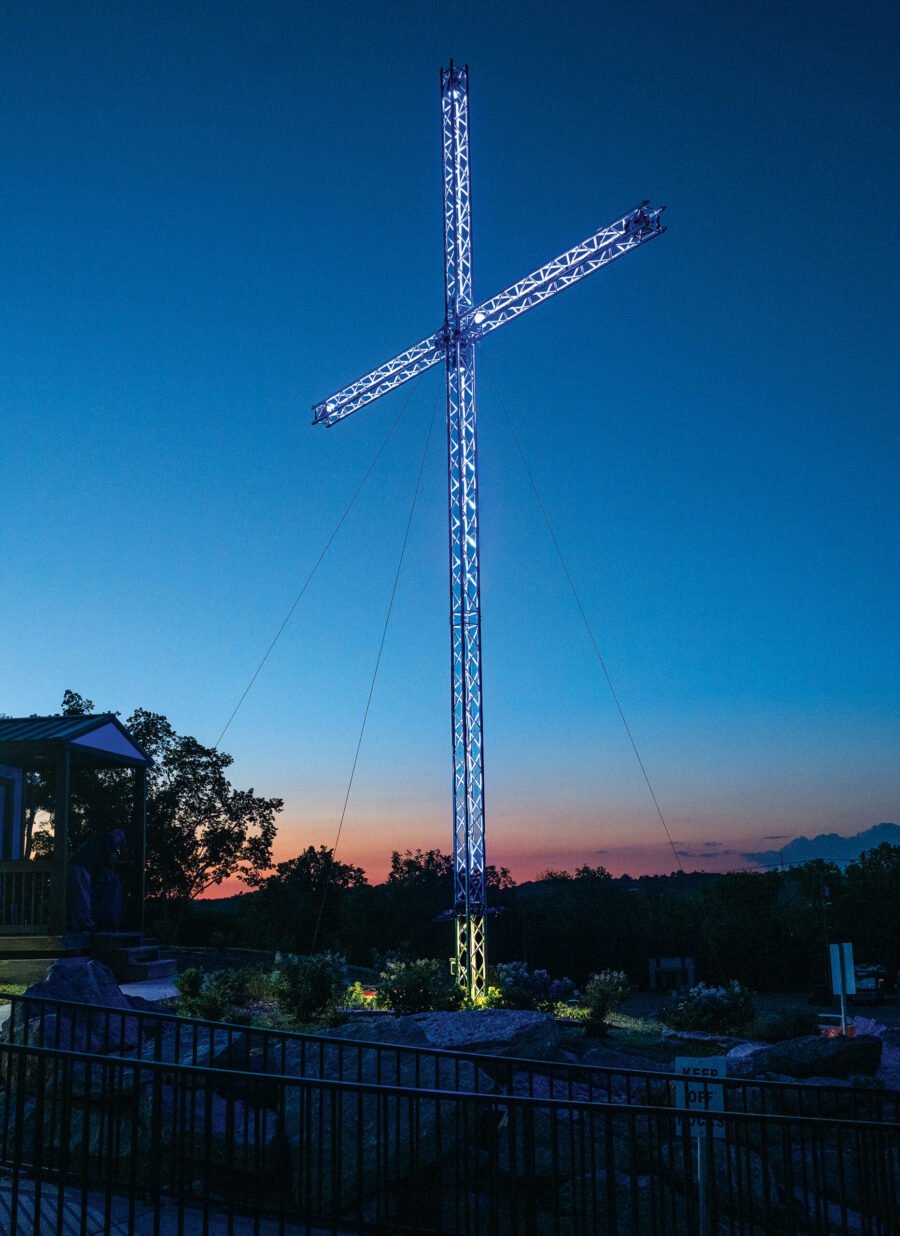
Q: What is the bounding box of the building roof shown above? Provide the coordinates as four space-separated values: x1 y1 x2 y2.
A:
0 714 152 768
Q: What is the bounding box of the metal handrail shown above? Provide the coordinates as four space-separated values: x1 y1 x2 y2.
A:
0 1035 893 1130
5 991 896 1120
0 1034 895 1236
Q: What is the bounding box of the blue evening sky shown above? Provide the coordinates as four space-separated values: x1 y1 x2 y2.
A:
2 1 897 880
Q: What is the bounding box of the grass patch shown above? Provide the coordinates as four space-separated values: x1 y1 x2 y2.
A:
607 1010 666 1037
599 1010 722 1062
604 1010 673 1060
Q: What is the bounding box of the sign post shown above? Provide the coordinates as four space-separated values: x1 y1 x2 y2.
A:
830 942 856 1035
675 1055 726 1236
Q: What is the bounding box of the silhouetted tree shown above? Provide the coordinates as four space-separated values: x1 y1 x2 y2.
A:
243 846 371 955
837 844 900 975
33 692 282 939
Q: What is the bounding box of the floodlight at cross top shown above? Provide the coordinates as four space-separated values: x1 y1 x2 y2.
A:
312 62 665 999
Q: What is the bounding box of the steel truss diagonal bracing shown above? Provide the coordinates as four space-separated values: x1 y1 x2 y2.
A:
313 62 665 998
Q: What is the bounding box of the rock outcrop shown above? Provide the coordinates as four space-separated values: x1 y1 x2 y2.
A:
325 1008 563 1060
726 1032 882 1079
7 957 142 1056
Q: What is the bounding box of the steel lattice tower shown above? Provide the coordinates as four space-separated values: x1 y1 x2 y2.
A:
313 64 665 999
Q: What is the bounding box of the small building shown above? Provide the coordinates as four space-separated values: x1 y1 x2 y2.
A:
0 714 151 982
648 955 696 992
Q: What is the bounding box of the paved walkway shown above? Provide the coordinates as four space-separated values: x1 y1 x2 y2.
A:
119 975 178 1000
0 1176 351 1234
0 1178 147 1234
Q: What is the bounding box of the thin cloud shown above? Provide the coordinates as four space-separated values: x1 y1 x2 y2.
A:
744 823 899 868
677 847 738 860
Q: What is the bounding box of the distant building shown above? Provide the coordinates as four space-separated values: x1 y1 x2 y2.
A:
649 955 696 992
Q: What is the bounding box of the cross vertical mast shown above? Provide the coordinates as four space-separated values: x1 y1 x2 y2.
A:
312 65 665 1004
442 63 487 999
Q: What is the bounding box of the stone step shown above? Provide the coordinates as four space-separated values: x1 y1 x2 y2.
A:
117 957 177 984
111 945 161 964
87 932 176 984
89 931 143 946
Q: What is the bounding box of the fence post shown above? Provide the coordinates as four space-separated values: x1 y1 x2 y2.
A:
697 1132 707 1236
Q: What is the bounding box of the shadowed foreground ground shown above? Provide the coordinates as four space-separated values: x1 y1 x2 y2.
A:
0 1177 352 1235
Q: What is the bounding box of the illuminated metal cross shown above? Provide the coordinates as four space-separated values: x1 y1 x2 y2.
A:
313 63 665 998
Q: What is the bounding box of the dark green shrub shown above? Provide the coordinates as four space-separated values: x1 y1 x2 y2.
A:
495 962 567 1012
242 967 273 1004
494 961 538 1009
661 982 755 1035
549 976 580 1005
176 967 203 1001
343 981 378 1009
583 970 634 1035
206 968 252 1008
270 953 346 1022
175 967 253 1022
377 959 463 1015
176 966 223 1019
227 1007 253 1027
750 1008 820 1043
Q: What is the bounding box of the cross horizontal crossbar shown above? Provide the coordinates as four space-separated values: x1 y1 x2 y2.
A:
312 202 665 427
312 62 667 1002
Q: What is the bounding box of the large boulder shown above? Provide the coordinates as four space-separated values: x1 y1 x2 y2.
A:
140 1019 239 1071
579 1045 667 1073
660 1139 782 1226
280 1047 493 1217
6 958 142 1061
140 1080 284 1175
724 1041 765 1072
661 1028 749 1051
168 1025 496 1216
326 1009 563 1060
496 1101 667 1196
0 1092 148 1180
23 957 127 1009
726 1033 882 1080
202 1027 494 1092
545 1170 689 1236
872 1025 900 1090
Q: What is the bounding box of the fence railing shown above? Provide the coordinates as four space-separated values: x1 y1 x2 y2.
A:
4 992 897 1125
0 864 51 933
0 1036 896 1235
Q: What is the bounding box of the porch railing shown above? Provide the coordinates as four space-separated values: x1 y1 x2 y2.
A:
0 863 51 934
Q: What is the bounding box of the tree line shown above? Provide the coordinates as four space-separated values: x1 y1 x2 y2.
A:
187 841 900 994
31 693 900 992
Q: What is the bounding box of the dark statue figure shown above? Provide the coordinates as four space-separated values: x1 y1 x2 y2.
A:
68 828 125 932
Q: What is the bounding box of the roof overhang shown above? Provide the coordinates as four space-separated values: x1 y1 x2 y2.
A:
0 714 153 770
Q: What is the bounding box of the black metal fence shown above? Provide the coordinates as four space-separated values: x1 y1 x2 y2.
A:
0 1035 896 1235
4 993 897 1124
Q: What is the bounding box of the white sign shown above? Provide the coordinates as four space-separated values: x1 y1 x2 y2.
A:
830 942 856 996
675 1055 726 1139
